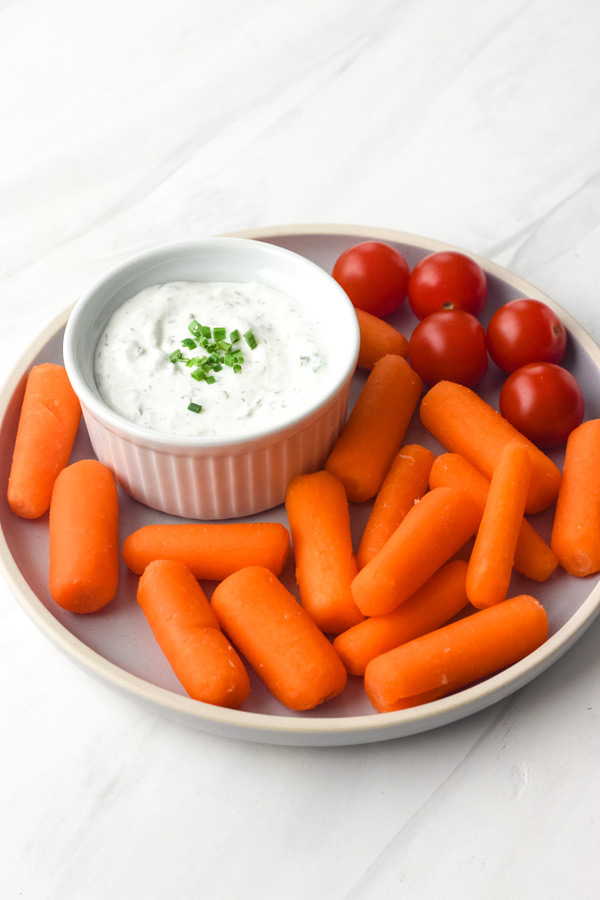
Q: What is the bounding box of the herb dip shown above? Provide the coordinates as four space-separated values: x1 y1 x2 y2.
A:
94 281 328 437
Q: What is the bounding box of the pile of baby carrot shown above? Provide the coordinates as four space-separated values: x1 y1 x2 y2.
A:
7 328 600 715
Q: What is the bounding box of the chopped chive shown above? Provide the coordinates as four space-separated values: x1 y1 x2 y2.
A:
172 319 256 411
244 329 258 350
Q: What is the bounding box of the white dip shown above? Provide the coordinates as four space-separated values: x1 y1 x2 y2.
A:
94 281 328 437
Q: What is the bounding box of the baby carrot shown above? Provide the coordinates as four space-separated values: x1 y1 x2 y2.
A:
551 419 600 576
429 452 558 582
333 559 469 675
211 566 347 711
137 560 250 708
356 444 434 568
325 354 423 502
8 363 81 519
351 486 482 616
364 593 548 712
122 522 290 579
286 470 363 633
420 380 561 514
49 459 119 613
466 441 531 609
355 308 409 370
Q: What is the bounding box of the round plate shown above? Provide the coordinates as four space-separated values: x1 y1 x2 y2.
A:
2 224 600 746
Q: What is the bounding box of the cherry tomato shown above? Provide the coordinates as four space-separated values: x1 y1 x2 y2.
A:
408 251 487 320
332 241 409 317
408 309 488 387
487 298 567 373
499 362 584 447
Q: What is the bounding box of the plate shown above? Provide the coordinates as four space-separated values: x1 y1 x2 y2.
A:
2 224 600 746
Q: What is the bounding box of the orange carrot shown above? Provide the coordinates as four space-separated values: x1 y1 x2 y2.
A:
466 441 531 609
325 354 423 502
357 444 434 568
333 559 469 675
211 566 347 711
285 470 363 633
122 522 290 579
8 363 81 519
429 452 558 582
355 308 409 370
137 560 250 708
420 380 561 514
351 486 482 616
49 459 119 613
551 419 600 576
364 594 548 712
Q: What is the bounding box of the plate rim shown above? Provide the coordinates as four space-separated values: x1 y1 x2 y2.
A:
2 223 600 746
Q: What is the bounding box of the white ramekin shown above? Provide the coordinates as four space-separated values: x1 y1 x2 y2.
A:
63 237 359 520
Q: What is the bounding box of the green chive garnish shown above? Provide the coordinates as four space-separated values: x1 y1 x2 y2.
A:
244 329 257 350
172 320 257 411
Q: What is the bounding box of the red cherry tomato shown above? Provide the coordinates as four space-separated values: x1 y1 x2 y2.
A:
487 298 567 373
499 362 584 448
332 241 409 317
408 309 488 387
408 251 487 320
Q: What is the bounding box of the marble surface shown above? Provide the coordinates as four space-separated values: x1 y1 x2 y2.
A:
1 1 599 897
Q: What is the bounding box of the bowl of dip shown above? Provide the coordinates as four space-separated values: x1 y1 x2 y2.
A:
63 237 360 519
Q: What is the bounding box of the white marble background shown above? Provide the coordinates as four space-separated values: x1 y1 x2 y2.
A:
1 1 600 897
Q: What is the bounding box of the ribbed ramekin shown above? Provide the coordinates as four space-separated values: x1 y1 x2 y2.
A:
63 237 359 519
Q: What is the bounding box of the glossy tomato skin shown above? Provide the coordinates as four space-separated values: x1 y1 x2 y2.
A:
407 309 488 387
408 251 487 320
487 298 567 373
332 241 409 317
499 362 584 448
